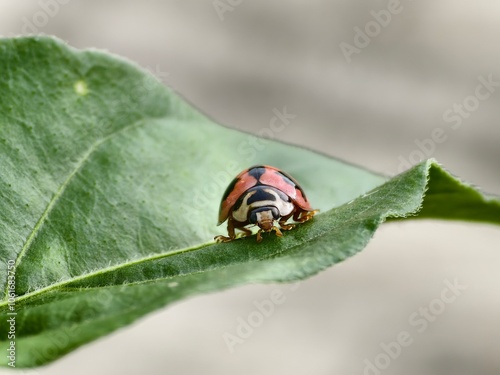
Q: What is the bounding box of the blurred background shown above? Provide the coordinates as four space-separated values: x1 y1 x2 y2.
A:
1 1 499 374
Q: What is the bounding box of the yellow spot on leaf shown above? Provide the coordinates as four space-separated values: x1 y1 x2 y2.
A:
74 80 89 96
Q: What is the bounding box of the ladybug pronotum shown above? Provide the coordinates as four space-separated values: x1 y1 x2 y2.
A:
214 165 319 243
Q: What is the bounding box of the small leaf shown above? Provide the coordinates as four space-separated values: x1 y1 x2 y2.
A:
0 37 498 368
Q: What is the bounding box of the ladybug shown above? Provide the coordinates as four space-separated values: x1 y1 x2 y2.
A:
214 165 319 243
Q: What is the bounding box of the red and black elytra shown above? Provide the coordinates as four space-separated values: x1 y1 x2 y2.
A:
214 165 319 243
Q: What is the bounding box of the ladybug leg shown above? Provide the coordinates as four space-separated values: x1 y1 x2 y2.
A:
278 212 295 231
294 209 319 223
214 235 232 243
214 218 237 243
256 230 263 243
236 227 253 239
272 226 283 237
256 226 283 242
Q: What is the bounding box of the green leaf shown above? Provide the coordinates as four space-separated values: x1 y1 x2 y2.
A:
0 36 498 368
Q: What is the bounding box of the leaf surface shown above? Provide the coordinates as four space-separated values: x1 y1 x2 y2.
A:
0 37 498 367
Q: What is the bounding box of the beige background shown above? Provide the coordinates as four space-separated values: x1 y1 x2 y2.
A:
1 1 499 374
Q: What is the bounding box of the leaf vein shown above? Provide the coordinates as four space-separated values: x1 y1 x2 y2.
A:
0 240 211 307
2 118 156 301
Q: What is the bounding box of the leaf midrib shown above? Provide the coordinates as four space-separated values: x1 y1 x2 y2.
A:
0 175 411 308
1 122 425 308
0 240 211 308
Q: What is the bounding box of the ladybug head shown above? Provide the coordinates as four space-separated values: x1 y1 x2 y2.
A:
249 206 279 231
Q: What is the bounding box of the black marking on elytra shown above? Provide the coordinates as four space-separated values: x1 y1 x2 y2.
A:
221 175 239 202
275 171 295 187
247 166 267 182
277 170 307 199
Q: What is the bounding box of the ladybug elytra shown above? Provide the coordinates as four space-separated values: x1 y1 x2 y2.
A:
214 165 319 243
